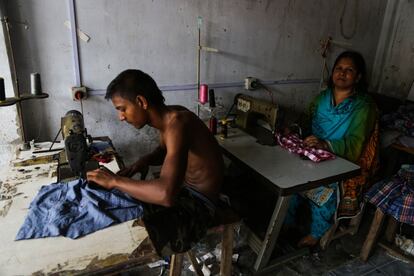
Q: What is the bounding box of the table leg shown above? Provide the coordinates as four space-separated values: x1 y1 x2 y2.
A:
253 195 291 271
360 208 385 262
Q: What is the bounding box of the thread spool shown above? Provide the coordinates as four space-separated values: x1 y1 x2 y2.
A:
30 73 42 95
199 84 208 104
0 78 5 101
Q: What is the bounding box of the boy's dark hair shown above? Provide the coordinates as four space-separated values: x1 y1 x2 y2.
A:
105 69 165 105
328 51 368 93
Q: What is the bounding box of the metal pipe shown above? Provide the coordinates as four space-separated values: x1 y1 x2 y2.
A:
87 78 320 96
2 18 19 97
1 16 29 149
196 19 201 116
67 0 81 87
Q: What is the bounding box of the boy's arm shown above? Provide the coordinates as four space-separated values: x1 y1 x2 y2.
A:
87 118 189 207
117 146 166 177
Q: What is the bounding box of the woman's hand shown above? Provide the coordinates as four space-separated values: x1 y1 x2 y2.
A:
303 135 329 150
117 160 149 179
87 168 119 190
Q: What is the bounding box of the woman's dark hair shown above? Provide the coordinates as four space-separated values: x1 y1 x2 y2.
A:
105 69 165 105
328 51 368 92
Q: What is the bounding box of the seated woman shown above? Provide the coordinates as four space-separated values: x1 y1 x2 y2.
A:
285 51 378 247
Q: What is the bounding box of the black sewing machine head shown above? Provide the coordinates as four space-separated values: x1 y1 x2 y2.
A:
58 110 99 181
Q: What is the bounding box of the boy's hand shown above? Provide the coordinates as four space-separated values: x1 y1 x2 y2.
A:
87 167 119 189
117 161 149 179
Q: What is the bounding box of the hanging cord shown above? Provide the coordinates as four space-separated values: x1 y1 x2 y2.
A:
258 82 274 104
319 37 331 91
319 57 330 91
340 0 358 40
80 97 84 116
48 128 62 151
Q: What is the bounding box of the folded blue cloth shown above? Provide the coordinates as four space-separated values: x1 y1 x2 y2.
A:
16 178 143 240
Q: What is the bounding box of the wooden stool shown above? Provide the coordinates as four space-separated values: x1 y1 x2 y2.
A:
169 207 240 276
320 205 366 250
360 208 404 262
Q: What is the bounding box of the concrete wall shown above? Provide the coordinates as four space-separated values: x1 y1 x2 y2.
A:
373 0 414 99
5 0 387 163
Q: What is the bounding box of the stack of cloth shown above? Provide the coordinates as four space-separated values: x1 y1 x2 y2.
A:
365 164 414 225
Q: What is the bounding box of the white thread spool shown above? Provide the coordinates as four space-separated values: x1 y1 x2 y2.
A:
30 73 42 95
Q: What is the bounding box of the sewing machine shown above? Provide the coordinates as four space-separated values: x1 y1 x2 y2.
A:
234 94 281 145
58 110 99 181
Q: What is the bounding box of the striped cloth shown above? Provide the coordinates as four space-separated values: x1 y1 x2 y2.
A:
365 165 414 226
275 132 336 162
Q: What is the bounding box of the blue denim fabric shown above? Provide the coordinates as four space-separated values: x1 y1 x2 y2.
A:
16 178 143 240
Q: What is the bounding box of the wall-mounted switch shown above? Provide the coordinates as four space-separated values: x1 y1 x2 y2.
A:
71 86 87 101
244 77 258 90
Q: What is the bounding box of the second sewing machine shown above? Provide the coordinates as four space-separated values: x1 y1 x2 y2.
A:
233 94 281 145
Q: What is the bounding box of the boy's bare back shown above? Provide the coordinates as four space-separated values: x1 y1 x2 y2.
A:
160 106 223 200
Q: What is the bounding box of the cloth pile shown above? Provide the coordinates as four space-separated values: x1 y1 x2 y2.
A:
16 178 143 240
365 164 414 226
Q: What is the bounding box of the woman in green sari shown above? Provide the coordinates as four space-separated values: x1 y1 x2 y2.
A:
286 51 378 247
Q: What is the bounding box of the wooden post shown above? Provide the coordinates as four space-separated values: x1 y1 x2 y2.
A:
169 253 184 276
220 224 234 276
360 208 385 262
186 251 203 276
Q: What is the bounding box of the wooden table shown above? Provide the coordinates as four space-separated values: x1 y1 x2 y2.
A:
217 127 360 272
0 140 151 275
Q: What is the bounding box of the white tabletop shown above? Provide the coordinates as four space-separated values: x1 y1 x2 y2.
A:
0 141 148 275
217 128 360 195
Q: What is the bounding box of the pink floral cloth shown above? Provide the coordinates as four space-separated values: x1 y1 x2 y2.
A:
275 132 336 162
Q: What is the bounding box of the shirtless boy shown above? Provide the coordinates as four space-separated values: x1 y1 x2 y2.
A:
87 69 224 255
